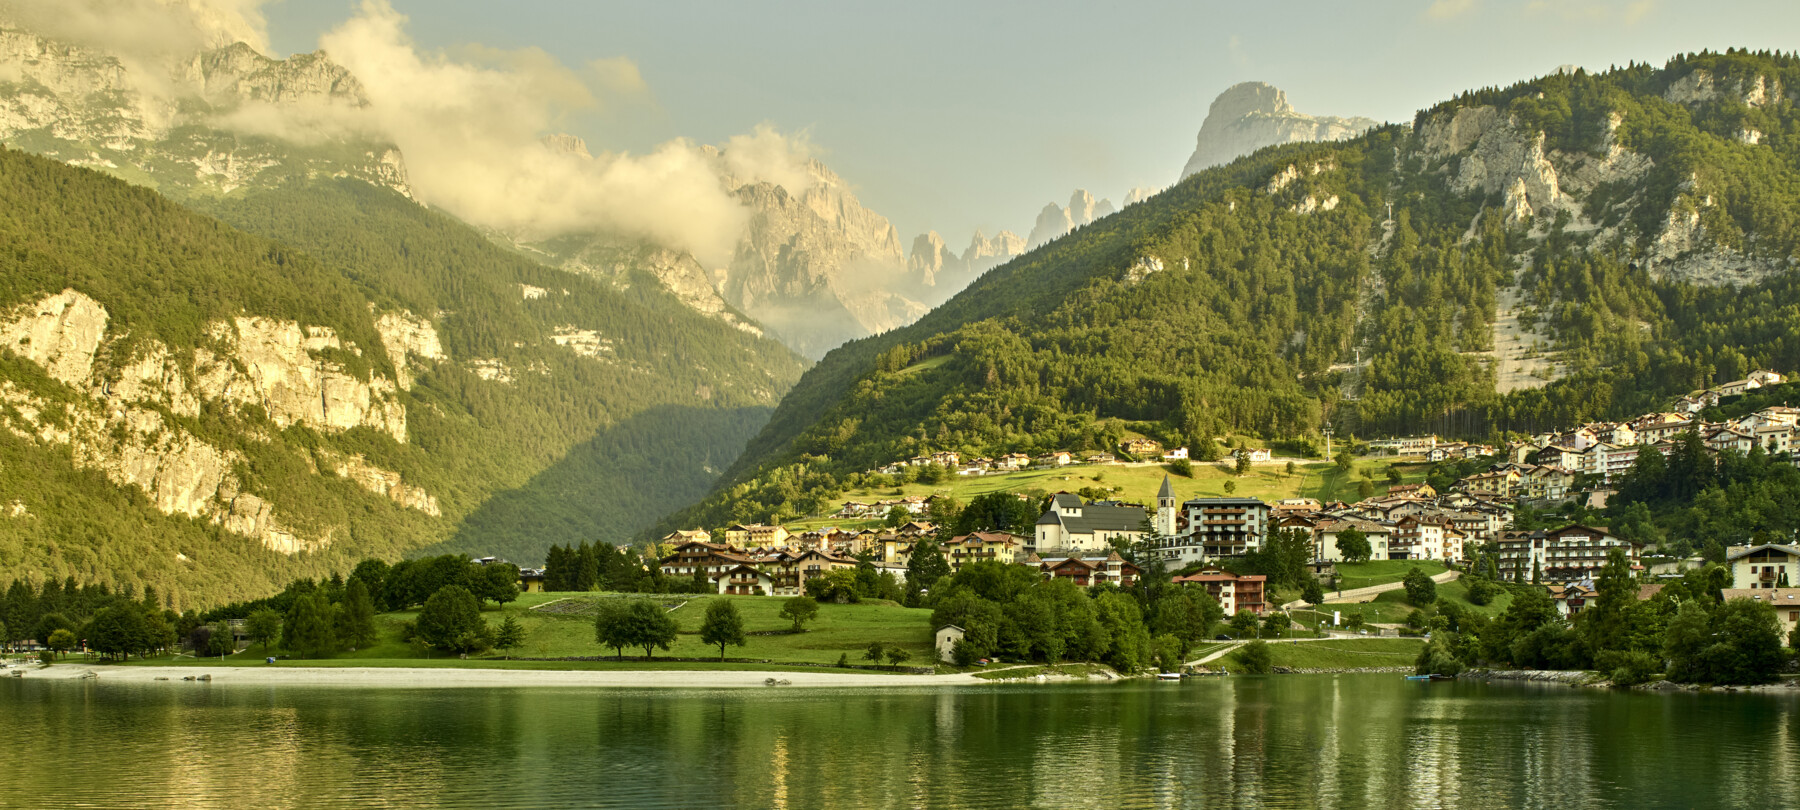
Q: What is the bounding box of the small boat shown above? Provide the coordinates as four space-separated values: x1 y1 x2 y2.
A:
1405 674 1456 681
1157 672 1183 681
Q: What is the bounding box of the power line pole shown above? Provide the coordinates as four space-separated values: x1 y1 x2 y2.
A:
1323 425 1334 460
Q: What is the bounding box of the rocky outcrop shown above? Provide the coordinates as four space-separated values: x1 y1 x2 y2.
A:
1414 87 1787 285
550 326 613 359
201 317 408 443
0 289 108 388
0 289 443 553
375 310 446 391
549 238 764 337
321 452 440 516
1419 105 1571 226
1180 82 1377 180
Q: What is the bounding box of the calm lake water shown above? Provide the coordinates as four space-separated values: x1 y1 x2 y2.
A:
3 674 1797 809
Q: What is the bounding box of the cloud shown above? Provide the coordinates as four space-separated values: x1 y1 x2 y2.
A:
0 0 270 58
1425 0 1476 21
311 0 817 268
587 56 650 98
720 125 819 197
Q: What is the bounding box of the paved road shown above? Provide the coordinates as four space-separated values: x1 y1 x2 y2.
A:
1281 568 1460 611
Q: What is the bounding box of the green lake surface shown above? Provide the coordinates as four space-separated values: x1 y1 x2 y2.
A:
3 673 1796 809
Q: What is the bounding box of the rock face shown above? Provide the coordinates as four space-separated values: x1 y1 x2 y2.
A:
1179 82 1378 180
716 157 923 358
905 227 1029 306
0 25 408 200
1027 189 1116 248
1413 67 1781 286
0 289 443 554
965 229 1027 276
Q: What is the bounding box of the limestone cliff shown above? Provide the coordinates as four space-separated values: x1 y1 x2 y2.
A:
1411 65 1782 285
0 289 441 554
1179 82 1377 180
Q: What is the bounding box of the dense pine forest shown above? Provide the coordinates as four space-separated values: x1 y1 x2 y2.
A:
650 51 1800 534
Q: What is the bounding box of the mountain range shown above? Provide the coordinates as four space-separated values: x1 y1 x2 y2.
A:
648 51 1800 535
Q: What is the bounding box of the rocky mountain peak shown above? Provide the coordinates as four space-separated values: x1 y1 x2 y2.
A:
1179 81 1378 180
1027 189 1114 248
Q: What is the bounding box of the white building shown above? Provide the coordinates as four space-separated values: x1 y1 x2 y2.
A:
1034 494 1148 554
1728 544 1800 590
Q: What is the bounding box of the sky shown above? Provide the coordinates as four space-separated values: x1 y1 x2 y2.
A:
259 0 1800 249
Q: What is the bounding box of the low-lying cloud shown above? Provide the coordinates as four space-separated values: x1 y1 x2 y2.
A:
313 1 752 267
12 0 824 270
2 0 270 60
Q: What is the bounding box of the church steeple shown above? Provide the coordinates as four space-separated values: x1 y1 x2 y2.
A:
1155 474 1177 537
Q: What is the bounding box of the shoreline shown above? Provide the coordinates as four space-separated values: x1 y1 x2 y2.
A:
1464 669 1800 693
12 662 995 689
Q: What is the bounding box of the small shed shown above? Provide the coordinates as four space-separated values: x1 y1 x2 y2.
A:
934 624 966 663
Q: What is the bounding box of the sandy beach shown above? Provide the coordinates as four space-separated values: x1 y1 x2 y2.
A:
11 662 996 689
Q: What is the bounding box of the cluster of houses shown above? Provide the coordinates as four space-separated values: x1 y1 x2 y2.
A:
650 521 1145 600
1548 542 1800 639
866 438 1278 480
1449 402 1800 506
1511 401 1800 487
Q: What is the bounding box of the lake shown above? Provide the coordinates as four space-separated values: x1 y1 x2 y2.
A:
2 673 1796 809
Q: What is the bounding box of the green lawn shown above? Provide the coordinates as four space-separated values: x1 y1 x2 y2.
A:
1221 638 1425 670
788 460 1429 531
1331 560 1449 591
1322 578 1515 625
126 591 936 670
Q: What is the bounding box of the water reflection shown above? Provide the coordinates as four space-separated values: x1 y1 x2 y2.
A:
2 676 1798 809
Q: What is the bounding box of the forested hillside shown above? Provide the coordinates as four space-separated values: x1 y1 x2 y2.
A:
0 149 805 608
650 50 1800 533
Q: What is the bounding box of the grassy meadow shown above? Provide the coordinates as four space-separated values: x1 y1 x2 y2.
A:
123 591 937 671
1220 638 1425 671
787 459 1429 531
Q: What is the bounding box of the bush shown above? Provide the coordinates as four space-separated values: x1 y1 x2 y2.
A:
1596 649 1660 686
1403 567 1437 606
951 638 980 667
1238 640 1274 674
1415 635 1464 676
1465 577 1501 606
1166 459 1194 478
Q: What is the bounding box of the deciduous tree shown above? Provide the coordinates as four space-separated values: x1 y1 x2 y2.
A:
699 599 747 661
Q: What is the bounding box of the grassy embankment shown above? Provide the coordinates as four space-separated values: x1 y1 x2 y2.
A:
1331 560 1450 591
123 592 937 672
787 460 1429 531
1220 638 1426 670
1290 576 1512 628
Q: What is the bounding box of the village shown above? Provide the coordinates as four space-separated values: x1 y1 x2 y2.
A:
626 370 1800 640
